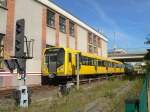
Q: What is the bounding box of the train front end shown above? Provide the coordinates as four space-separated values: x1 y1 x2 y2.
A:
42 48 65 81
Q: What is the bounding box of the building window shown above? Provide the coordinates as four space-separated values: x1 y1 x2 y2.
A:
93 46 97 53
59 16 66 33
0 0 7 8
88 32 92 44
88 45 93 53
88 32 99 54
97 38 101 47
0 34 4 69
69 21 74 37
93 35 97 46
47 9 55 28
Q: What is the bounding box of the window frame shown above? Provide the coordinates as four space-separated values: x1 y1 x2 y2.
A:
88 44 93 53
59 16 66 33
47 9 55 28
88 32 93 44
69 21 75 37
93 35 97 46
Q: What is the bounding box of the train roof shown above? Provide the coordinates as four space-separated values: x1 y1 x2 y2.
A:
45 47 123 64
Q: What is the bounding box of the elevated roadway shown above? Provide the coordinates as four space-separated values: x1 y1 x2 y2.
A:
108 53 146 62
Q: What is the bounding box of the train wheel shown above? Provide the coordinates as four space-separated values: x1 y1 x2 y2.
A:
41 76 49 85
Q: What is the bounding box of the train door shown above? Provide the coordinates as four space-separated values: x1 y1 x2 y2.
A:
75 53 81 75
68 53 73 75
72 53 76 76
94 59 98 73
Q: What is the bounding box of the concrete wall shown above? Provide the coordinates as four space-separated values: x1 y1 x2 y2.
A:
0 0 108 88
98 48 102 56
69 36 75 49
59 32 66 47
77 25 88 52
14 0 44 85
0 8 7 34
46 27 56 46
101 40 108 57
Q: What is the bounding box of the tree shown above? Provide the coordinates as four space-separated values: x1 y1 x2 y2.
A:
144 35 150 72
144 34 150 45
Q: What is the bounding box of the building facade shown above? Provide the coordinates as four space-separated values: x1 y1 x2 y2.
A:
0 0 108 88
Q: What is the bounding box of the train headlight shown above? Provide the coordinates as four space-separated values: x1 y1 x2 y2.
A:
48 73 56 79
58 66 64 71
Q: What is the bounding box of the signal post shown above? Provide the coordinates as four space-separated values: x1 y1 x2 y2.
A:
5 19 34 108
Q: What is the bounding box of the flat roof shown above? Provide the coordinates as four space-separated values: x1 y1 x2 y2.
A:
37 0 108 42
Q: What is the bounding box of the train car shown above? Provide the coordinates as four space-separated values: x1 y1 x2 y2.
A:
41 47 124 84
124 63 134 75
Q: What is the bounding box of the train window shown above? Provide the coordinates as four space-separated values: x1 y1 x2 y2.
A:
112 63 114 67
57 51 64 67
102 61 105 66
68 53 72 62
98 60 103 66
81 56 88 65
92 58 94 66
88 58 91 65
50 55 57 62
110 62 112 67
81 56 85 65
94 59 98 66
45 55 49 65
45 48 64 68
92 59 95 66
104 61 108 67
99 60 104 66
113 63 116 68
116 64 119 68
108 62 110 67
85 57 89 65
81 56 98 66
98 60 101 66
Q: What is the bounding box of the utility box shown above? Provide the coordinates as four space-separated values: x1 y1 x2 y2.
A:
125 99 139 112
14 86 31 107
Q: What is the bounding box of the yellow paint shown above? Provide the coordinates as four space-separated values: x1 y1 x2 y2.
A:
42 47 125 77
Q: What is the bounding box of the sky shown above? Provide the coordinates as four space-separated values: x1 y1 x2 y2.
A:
52 0 150 53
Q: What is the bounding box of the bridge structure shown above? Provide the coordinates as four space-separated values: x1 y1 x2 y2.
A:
108 53 146 62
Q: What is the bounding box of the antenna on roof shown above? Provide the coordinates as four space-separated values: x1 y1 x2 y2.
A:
113 32 117 50
97 27 103 34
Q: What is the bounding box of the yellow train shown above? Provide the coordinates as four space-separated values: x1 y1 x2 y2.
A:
41 47 124 84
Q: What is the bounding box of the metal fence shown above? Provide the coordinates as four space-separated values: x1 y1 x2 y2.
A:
125 74 149 112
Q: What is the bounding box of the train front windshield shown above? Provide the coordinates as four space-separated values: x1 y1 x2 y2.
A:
45 48 64 73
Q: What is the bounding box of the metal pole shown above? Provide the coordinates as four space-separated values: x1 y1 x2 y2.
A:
77 54 80 90
23 59 26 85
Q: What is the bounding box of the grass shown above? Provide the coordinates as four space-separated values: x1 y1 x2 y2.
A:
0 77 143 112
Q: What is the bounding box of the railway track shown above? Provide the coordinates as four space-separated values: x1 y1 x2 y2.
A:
0 85 56 98
69 74 125 84
0 74 127 98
